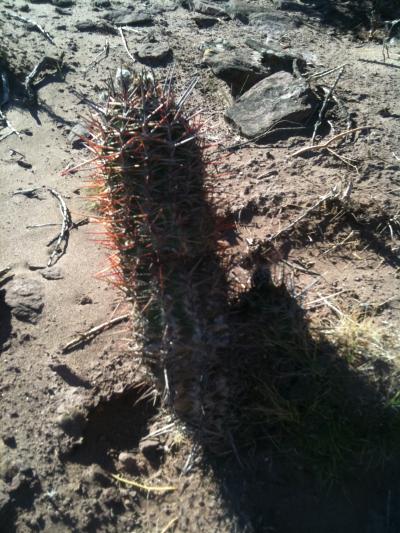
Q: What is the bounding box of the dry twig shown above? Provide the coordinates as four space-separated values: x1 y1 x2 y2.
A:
311 65 345 144
160 517 179 533
9 12 56 45
85 40 110 76
111 473 175 494
265 182 351 243
292 126 371 157
46 188 72 267
118 27 135 63
62 314 130 354
24 56 64 102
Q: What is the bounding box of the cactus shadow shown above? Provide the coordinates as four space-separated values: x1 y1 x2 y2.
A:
197 268 400 532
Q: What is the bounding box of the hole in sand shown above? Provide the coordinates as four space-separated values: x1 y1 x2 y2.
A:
69 389 158 470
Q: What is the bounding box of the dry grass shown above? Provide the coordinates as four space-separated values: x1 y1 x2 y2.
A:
323 310 400 366
229 279 400 480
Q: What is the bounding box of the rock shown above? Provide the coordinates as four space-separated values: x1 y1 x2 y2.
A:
245 38 307 72
93 0 111 6
193 15 219 28
75 20 116 33
272 0 302 9
192 0 229 18
40 267 64 280
68 124 91 148
118 452 139 474
5 277 44 323
52 0 75 6
225 71 314 138
248 8 300 35
136 42 172 64
107 9 154 26
203 43 270 96
115 68 132 90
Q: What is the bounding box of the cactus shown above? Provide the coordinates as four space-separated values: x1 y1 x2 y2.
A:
83 72 229 436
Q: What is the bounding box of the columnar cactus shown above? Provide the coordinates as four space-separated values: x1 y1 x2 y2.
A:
83 73 229 434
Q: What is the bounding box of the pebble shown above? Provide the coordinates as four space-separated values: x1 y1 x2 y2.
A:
5 277 44 323
136 42 172 64
52 0 75 6
40 267 64 280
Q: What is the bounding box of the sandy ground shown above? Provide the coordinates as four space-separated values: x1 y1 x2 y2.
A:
1 0 400 531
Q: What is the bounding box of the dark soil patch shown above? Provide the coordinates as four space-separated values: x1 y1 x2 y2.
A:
69 389 158 469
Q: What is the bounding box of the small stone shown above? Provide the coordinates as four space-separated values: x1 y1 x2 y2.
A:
68 124 91 149
193 15 219 28
94 0 111 7
248 8 300 35
245 38 306 72
225 71 314 138
5 277 44 323
136 42 172 64
52 0 75 6
115 68 132 90
75 20 115 33
192 0 228 18
107 9 153 26
40 267 64 280
203 44 270 96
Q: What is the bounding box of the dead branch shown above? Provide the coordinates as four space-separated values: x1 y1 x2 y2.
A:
118 27 135 64
322 230 355 256
62 314 130 354
46 217 88 247
24 55 64 102
85 40 110 77
8 12 56 45
46 188 72 267
264 181 352 243
292 126 371 157
311 65 345 144
12 187 42 198
307 63 347 81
